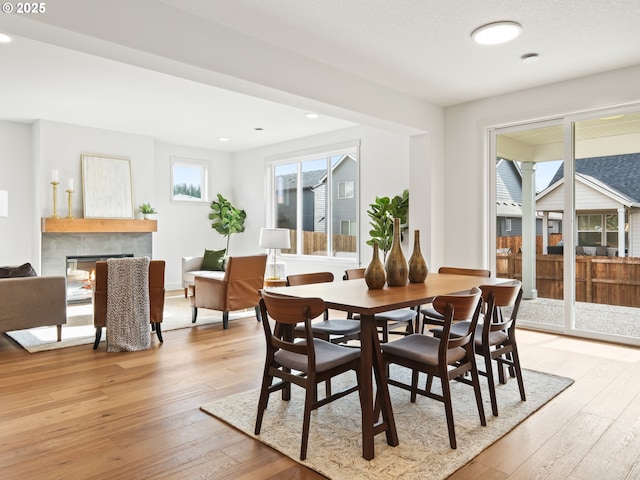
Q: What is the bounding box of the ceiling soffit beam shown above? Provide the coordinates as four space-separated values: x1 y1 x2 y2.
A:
1 0 436 137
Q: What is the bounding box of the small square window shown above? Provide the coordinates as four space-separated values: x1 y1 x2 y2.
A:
338 181 354 199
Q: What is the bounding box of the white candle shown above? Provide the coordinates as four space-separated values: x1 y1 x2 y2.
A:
51 170 59 182
68 178 74 190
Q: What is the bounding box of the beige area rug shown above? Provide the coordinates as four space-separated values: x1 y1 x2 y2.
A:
201 367 573 480
5 294 254 352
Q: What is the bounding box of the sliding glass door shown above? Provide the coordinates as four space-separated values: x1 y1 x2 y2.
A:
492 107 640 346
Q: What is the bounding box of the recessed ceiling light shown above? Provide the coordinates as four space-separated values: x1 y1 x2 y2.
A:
521 53 539 64
471 21 522 45
218 137 230 142
305 113 319 119
254 127 264 131
0 33 12 43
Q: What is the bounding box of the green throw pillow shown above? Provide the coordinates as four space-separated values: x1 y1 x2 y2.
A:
201 249 226 271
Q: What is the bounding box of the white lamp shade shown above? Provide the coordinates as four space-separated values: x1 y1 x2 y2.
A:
0 190 7 217
259 228 291 249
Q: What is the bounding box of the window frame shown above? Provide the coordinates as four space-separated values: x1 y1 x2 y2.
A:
265 141 360 261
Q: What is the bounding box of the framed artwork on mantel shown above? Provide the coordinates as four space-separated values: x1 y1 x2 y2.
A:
81 154 134 218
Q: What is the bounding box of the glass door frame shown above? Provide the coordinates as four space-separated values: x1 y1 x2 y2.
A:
488 102 640 346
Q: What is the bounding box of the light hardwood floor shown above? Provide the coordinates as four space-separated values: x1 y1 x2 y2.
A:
2 297 640 480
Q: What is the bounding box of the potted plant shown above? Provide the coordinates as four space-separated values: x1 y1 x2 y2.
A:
208 193 247 253
366 189 409 261
139 202 158 220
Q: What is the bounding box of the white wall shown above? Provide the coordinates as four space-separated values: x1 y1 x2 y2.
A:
36 120 155 219
153 142 232 289
0 121 34 267
444 65 640 270
231 125 412 280
0 119 236 290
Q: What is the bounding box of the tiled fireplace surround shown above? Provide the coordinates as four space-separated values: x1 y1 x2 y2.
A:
41 233 152 277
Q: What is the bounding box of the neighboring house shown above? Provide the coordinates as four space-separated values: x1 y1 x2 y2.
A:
277 156 357 234
496 159 553 237
536 153 640 257
275 169 326 232
313 155 358 237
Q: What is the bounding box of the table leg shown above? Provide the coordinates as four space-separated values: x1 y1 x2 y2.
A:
359 314 399 460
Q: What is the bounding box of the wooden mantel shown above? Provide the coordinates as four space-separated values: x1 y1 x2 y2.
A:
42 218 157 233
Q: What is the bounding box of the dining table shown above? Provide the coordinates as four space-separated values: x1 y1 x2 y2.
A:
269 272 512 460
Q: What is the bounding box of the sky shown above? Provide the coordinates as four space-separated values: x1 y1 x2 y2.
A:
535 160 562 192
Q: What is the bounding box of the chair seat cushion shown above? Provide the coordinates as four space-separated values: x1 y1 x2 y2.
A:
381 334 466 366
354 309 417 322
448 321 509 347
420 305 444 320
183 270 226 286
275 339 360 373
375 308 417 322
294 319 360 335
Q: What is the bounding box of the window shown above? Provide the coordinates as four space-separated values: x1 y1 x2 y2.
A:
577 213 628 247
577 214 602 246
269 142 359 259
341 220 356 235
338 181 354 199
170 157 208 204
505 218 512 232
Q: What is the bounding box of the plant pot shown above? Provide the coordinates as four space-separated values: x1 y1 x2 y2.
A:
143 213 158 220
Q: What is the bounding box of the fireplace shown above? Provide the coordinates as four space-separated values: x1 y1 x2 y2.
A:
66 254 133 303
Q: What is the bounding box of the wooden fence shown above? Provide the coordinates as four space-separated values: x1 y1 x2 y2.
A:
281 230 357 256
496 233 563 255
496 253 640 308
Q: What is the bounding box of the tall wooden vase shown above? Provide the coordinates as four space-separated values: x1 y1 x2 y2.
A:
408 229 428 283
364 242 386 289
385 218 408 286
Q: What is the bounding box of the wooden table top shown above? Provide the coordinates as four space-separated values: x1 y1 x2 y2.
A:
269 272 509 315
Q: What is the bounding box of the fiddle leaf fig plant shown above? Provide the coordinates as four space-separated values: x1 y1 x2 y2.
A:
366 189 409 261
208 193 247 253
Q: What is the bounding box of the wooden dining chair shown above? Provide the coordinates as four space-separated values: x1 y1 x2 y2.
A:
381 287 486 449
254 291 362 460
420 266 490 333
343 268 416 343
446 280 526 416
286 272 361 345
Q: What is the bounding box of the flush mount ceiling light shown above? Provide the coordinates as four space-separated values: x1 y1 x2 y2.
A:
218 137 230 142
305 113 319 119
0 33 12 43
471 21 522 45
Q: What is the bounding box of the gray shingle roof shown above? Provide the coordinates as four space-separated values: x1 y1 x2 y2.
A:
547 153 640 203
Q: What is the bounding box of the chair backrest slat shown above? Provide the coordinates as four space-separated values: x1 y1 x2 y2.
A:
286 272 334 286
438 266 491 278
433 288 482 354
344 268 365 280
260 291 326 324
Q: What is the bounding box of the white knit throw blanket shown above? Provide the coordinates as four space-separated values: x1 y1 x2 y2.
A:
106 257 151 352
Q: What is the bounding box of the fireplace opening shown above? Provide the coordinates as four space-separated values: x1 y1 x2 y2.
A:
66 254 133 304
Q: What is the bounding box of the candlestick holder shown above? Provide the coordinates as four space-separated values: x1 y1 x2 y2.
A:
50 181 60 218
66 189 74 219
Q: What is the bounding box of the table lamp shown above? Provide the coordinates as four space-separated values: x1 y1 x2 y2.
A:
259 227 291 280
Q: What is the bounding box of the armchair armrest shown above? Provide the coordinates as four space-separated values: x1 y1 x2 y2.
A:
0 276 67 332
182 256 204 274
190 275 229 311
